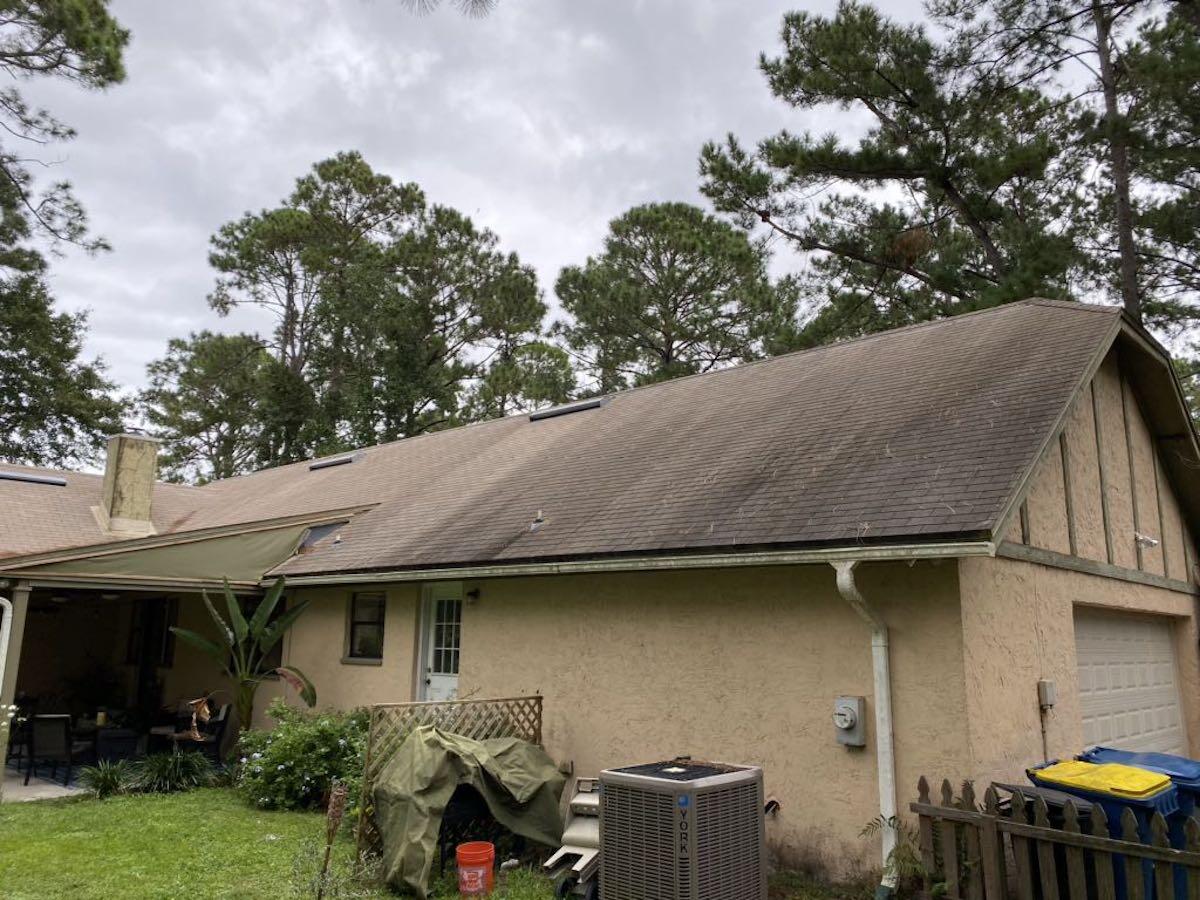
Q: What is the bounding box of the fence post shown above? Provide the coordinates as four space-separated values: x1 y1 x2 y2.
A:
1033 797 1062 900
1061 801 1087 900
980 787 1006 900
961 782 984 900
940 780 961 899
1185 816 1200 900
1010 791 1036 900
1150 813 1173 900
1091 805 1117 900
1121 808 1146 900
917 777 937 897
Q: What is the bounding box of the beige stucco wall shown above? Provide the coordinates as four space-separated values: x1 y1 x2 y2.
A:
448 562 967 876
282 584 422 713
959 555 1200 786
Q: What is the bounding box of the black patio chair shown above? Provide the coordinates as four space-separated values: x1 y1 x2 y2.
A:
95 728 140 763
5 696 37 772
25 714 92 786
169 703 230 764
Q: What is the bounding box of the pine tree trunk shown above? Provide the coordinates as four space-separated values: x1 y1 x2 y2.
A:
1092 0 1142 321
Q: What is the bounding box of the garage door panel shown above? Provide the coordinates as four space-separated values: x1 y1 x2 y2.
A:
1075 609 1186 755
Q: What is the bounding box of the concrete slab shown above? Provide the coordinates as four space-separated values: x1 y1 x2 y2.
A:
2 770 85 803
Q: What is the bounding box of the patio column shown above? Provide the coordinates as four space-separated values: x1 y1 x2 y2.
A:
0 581 31 708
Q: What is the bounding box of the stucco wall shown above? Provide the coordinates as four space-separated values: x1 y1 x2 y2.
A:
1018 349 1197 582
959 554 1200 786
283 584 422 713
448 561 967 876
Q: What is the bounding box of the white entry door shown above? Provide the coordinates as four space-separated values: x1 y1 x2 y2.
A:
1075 608 1186 753
420 583 462 702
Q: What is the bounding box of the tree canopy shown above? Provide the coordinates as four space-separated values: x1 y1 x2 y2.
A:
554 202 781 390
0 1 129 467
140 152 568 476
0 275 124 466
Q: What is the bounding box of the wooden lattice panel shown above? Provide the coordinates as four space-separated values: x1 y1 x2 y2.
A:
355 695 543 855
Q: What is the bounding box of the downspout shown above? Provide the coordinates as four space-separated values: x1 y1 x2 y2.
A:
0 595 12 707
833 561 898 899
0 594 11 804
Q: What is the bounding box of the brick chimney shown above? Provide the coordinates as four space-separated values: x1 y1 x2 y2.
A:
94 432 160 537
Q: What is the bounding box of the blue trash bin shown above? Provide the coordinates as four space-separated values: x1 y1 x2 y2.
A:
1079 746 1200 897
1029 759 1179 900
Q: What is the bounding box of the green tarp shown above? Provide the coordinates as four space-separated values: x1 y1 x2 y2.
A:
373 726 565 897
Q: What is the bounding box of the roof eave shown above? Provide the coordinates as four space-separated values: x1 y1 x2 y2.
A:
268 538 997 587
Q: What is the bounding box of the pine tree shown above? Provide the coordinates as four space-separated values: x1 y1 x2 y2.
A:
554 202 779 389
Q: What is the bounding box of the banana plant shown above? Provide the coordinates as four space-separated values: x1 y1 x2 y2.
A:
170 577 316 736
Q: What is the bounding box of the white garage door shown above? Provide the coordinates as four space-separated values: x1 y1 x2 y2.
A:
1075 608 1186 754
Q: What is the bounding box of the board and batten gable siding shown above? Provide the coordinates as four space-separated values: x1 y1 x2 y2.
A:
1004 349 1197 585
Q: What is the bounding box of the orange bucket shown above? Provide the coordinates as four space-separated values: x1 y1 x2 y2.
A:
456 841 495 895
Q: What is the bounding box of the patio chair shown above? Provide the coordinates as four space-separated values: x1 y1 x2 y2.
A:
5 696 36 772
25 715 92 786
95 728 140 763
170 703 230 764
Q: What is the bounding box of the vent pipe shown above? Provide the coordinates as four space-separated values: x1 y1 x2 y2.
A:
95 432 161 537
832 560 898 898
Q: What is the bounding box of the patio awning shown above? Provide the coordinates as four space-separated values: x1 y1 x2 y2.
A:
0 509 360 590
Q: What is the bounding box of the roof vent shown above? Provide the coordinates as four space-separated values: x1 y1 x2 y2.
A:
309 454 355 471
0 470 66 487
529 397 606 422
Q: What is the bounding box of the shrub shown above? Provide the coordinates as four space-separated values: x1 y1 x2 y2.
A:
235 698 368 812
77 759 136 799
134 751 216 793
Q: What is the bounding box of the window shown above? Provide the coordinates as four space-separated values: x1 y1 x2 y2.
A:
430 596 461 675
347 593 386 660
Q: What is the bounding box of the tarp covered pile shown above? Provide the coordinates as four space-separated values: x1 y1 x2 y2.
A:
373 726 565 897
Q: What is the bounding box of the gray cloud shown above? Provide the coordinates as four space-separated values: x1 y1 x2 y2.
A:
20 0 912 391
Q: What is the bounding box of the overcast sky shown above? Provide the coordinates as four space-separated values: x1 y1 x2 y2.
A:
24 0 904 392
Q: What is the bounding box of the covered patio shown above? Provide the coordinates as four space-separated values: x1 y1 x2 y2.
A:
1 583 248 789
0 512 341 789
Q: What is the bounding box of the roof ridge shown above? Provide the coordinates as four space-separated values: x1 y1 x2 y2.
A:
194 297 1120 490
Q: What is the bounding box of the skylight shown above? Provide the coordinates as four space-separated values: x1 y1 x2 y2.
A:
0 470 66 487
529 397 606 422
309 455 355 471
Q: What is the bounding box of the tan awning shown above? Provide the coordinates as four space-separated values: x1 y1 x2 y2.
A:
2 521 330 589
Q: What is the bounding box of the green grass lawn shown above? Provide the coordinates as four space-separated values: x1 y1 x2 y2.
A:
0 787 870 899
0 788 356 899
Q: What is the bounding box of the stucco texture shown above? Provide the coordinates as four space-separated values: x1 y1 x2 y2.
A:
283 584 421 714
447 562 967 875
959 555 1200 786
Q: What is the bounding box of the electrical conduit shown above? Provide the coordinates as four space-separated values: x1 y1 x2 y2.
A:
832 561 898 899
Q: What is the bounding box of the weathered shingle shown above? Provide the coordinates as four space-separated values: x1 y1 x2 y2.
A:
0 299 1124 573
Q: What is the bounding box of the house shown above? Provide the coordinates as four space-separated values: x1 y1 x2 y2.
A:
1 298 1196 875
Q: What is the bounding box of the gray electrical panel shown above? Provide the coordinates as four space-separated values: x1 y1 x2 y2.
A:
833 696 866 747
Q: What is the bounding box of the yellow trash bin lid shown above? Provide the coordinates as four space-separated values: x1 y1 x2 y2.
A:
1030 759 1172 799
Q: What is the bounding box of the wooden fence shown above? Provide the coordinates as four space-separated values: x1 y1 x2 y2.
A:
912 777 1200 900
355 695 543 855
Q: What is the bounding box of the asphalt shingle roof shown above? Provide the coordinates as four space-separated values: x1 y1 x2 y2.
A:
0 299 1125 575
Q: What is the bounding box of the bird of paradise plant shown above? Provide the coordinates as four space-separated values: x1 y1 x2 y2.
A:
170 577 316 737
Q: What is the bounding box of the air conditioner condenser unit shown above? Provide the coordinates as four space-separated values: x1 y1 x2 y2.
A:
600 758 768 900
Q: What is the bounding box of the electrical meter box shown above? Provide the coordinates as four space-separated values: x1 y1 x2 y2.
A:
833 696 866 747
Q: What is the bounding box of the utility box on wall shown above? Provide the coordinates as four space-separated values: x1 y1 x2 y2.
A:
833 696 866 747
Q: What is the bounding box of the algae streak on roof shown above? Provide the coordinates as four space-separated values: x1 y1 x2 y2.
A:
0 300 1136 574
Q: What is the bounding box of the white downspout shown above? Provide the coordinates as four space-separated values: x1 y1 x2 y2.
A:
0 595 12 706
0 593 11 804
833 561 898 898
